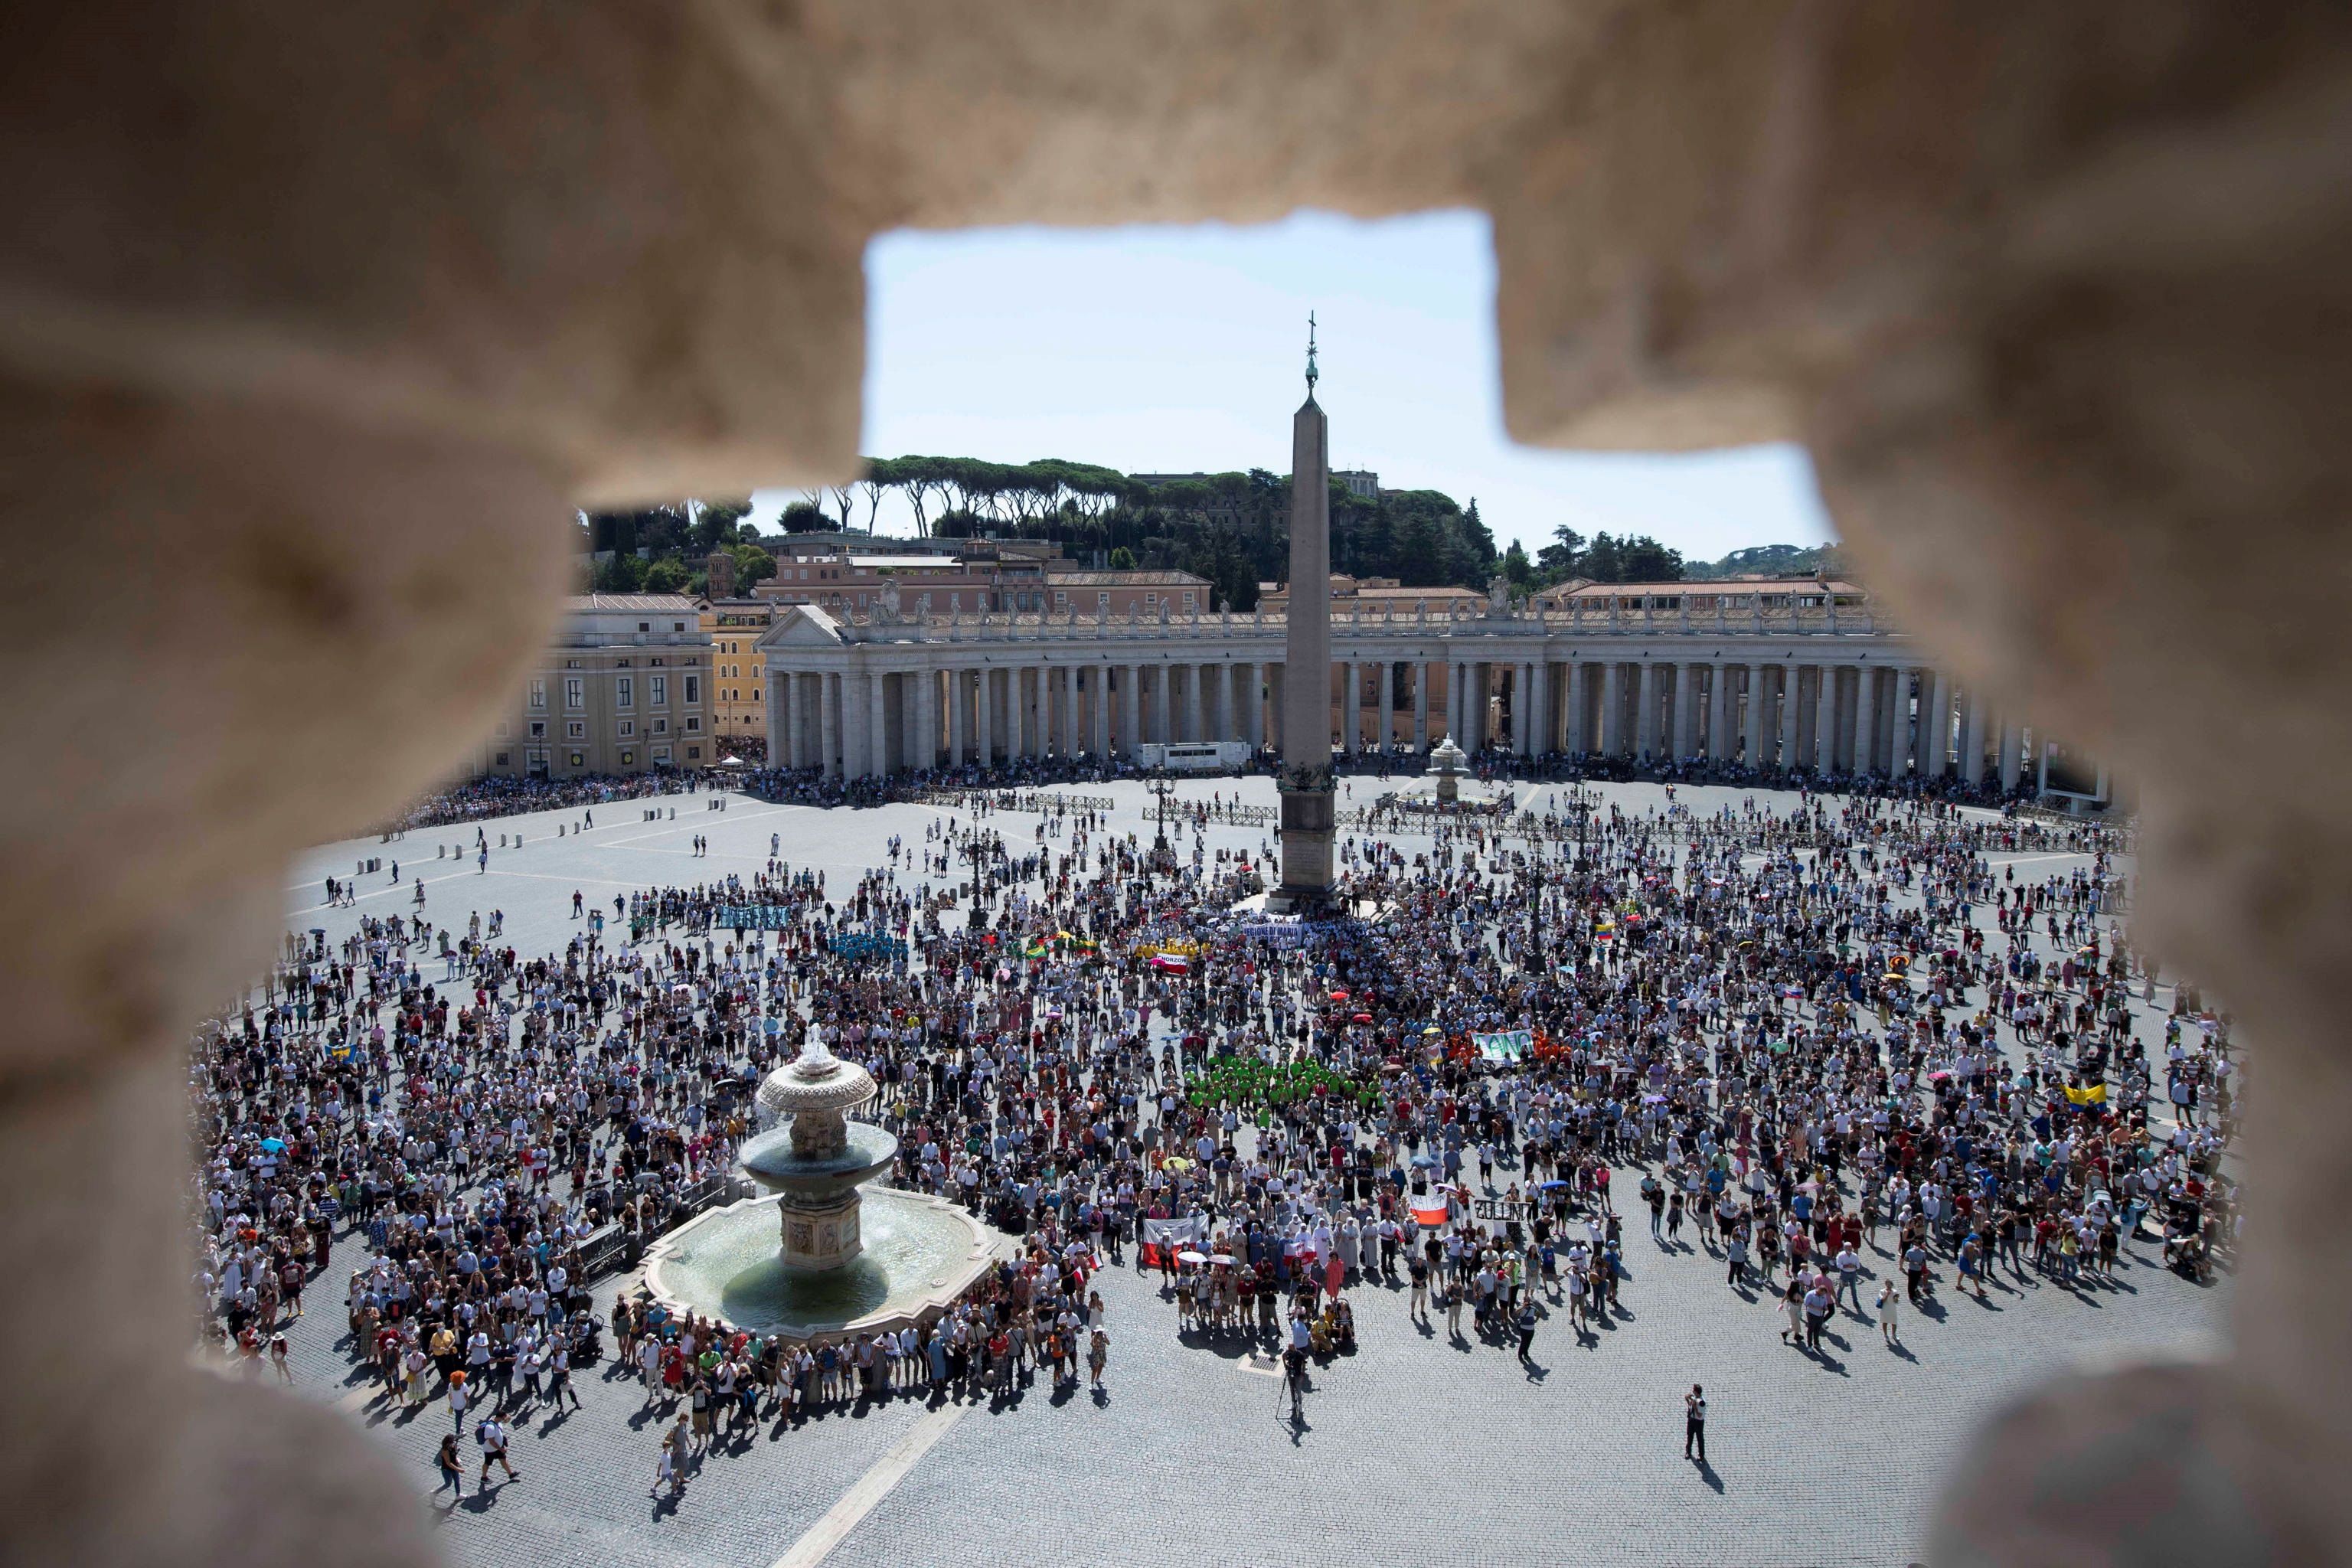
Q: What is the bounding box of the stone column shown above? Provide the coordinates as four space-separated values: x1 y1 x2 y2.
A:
1565 663 1588 753
786 662 804 766
1184 663 1201 745
1447 662 1465 745
2000 717 2024 790
1119 663 1139 754
868 669 890 776
1671 661 1697 758
1589 658 1609 756
840 670 867 779
1962 691 1987 784
1742 661 1767 763
1004 665 1019 763
1854 667 1878 776
1923 671 1952 776
1721 662 1740 761
1038 665 1055 757
1413 662 1430 750
976 667 996 765
1888 670 1913 775
913 666 937 770
1338 659 1357 753
1040 665 1059 755
1778 663 1802 769
1241 662 1262 748
1628 660 1653 760
1377 662 1393 753
1815 663 1839 772
942 668 963 765
819 671 840 778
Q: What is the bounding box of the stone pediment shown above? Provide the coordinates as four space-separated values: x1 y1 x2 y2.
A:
754 605 846 650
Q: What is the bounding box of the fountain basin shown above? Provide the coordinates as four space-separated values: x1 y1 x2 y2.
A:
643 1187 1006 1341
739 1119 898 1196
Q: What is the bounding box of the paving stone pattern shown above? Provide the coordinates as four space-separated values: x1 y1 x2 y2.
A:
265 777 2222 1568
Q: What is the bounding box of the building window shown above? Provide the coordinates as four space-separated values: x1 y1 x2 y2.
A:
651 675 667 705
494 751 510 768
566 720 586 740
673 621 685 632
564 677 583 709
528 678 546 710
653 746 671 763
565 658 582 669
651 658 665 667
751 688 760 701
616 675 632 707
638 622 650 632
528 720 546 739
687 745 701 760
685 717 700 733
653 717 668 734
619 719 635 738
1183 592 1196 610
617 658 630 668
684 675 699 704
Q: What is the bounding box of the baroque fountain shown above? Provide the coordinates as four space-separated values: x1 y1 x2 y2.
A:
643 1041 1002 1340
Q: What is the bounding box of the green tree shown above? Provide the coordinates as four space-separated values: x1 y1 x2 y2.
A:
1108 545 1138 571
1461 498 1495 568
1537 525 1586 582
1502 540 1535 587
729 542 776 590
779 501 828 534
642 558 691 593
688 498 751 555
1394 512 1444 587
593 552 646 593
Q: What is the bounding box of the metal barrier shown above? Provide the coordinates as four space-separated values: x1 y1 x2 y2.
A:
573 1173 747 1282
916 789 1116 815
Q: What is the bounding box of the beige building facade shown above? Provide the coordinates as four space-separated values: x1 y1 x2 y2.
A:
705 598 778 740
473 594 714 777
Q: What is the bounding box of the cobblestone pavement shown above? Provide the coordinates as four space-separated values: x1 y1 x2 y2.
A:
260 777 2220 1567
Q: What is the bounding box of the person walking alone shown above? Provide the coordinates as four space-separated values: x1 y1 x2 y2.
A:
1684 1384 1708 1462
433 1434 465 1504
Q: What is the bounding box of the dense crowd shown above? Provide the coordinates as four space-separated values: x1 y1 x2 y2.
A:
384 770 714 832
189 769 2223 1502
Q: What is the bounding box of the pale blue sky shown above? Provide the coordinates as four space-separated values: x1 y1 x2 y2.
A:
752 210 1834 564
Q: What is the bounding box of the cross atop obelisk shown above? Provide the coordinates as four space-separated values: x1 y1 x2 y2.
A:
1272 312 1335 909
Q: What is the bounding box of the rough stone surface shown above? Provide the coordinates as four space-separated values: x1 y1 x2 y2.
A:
1 2 2348 1562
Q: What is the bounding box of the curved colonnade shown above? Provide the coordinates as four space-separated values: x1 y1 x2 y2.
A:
760 597 2036 786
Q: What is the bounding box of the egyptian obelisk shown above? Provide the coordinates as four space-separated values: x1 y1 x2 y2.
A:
1274 315 1335 907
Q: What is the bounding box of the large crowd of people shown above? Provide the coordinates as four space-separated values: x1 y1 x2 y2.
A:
190 763 2223 1504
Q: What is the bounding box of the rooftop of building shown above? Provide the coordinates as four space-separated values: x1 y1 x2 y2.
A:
564 593 705 612
1547 577 1863 598
1043 568 1210 586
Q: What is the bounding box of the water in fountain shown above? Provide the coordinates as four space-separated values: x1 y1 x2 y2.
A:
652 1190 983 1333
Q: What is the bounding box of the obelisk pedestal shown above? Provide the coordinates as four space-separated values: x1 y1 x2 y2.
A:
1272 324 1335 911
